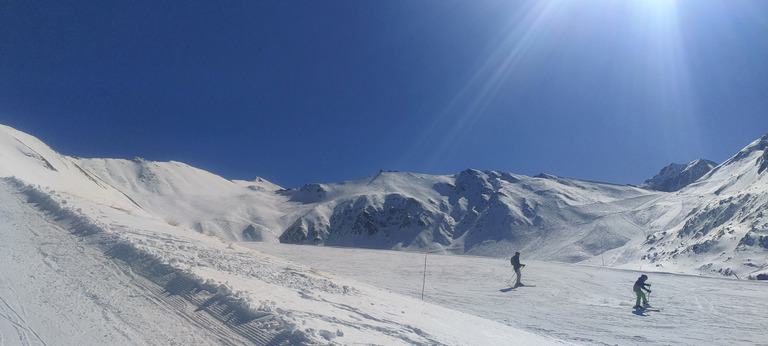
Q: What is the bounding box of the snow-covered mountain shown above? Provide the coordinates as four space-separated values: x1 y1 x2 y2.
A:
0 124 557 345
1 124 766 279
2 123 768 345
630 135 768 277
77 157 291 242
3 172 766 345
640 159 718 192
278 170 662 264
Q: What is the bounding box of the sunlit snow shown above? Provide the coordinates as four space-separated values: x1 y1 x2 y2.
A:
1 123 766 345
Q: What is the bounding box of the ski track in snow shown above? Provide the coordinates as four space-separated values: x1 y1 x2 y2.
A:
246 242 768 346
0 179 290 345
0 280 46 346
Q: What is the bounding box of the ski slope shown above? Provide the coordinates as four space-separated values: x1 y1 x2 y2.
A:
247 243 768 345
4 174 765 345
0 178 561 345
1 123 767 345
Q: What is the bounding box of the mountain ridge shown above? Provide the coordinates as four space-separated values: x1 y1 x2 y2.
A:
640 159 718 192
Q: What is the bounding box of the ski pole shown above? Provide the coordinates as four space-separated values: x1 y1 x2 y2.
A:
506 272 517 285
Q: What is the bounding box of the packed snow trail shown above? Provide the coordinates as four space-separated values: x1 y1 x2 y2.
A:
245 243 768 345
0 179 287 345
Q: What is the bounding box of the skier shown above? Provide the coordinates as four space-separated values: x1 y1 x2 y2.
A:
510 252 525 286
633 274 652 309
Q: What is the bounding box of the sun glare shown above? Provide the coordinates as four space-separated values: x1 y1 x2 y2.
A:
625 0 703 153
409 0 706 171
405 1 567 170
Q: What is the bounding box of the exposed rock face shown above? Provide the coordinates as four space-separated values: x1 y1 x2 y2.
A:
640 159 718 192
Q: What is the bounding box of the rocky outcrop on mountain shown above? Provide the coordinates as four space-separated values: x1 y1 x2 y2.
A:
640 159 717 192
276 169 659 260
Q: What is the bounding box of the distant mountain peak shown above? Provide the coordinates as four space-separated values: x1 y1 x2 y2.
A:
640 159 718 192
746 134 768 151
722 134 768 164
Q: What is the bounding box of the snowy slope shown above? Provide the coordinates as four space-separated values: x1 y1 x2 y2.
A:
0 124 144 215
0 177 560 345
76 157 293 242
622 135 768 278
248 242 768 346
1 124 567 344
0 178 261 345
2 123 768 345
4 176 766 346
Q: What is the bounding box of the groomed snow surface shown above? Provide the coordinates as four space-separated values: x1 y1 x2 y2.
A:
249 243 768 345
0 178 559 345
1 178 767 345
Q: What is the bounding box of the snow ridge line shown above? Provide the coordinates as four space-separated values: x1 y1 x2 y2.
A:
6 177 103 237
4 177 301 345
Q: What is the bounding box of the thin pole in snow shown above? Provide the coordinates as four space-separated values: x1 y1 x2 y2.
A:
600 239 605 267
421 248 428 301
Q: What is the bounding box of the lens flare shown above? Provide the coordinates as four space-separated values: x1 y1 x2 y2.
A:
408 0 704 172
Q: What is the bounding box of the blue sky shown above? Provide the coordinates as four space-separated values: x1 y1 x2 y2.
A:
2 1 767 188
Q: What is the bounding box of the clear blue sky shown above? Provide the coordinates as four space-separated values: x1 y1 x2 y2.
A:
2 1 767 188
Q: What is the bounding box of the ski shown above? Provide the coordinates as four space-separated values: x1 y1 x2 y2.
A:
634 306 662 312
500 284 536 292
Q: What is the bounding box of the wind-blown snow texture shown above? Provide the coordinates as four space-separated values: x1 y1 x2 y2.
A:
1 123 767 345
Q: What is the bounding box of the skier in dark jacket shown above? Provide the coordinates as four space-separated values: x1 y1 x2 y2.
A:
510 252 525 286
633 274 652 308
